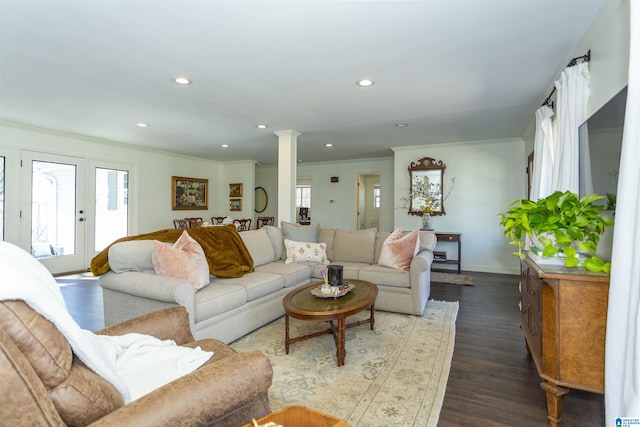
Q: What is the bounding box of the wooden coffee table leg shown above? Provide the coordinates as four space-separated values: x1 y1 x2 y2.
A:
370 304 375 330
336 315 346 367
285 313 290 354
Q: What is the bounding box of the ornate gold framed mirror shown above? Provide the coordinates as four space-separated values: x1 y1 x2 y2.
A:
408 157 446 216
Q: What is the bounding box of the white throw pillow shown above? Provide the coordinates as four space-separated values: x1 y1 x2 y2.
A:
284 239 329 264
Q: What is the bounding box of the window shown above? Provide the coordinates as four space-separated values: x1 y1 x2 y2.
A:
373 185 380 208
95 167 129 251
296 186 311 209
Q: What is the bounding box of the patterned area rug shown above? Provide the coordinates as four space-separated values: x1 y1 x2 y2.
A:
431 271 476 286
230 300 458 426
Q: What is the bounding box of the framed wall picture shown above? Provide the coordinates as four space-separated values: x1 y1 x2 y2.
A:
229 183 243 197
172 176 208 210
230 198 242 211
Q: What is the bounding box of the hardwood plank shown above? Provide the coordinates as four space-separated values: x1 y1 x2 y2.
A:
431 271 605 427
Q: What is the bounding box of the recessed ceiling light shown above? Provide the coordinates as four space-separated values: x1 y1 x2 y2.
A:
256 124 268 129
395 123 409 127
136 123 149 127
356 79 375 87
221 144 229 148
325 143 333 147
173 76 192 85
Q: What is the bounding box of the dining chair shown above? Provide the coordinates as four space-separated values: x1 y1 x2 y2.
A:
233 218 252 231
211 216 226 224
173 219 189 229
186 217 203 228
256 216 275 229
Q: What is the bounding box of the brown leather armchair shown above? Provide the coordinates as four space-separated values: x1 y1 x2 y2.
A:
0 303 272 427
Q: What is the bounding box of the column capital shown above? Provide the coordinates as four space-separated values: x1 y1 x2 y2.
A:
274 130 302 138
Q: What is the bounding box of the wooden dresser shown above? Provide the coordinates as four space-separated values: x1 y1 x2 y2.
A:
520 257 609 427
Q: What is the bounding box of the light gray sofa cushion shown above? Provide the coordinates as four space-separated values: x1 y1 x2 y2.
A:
374 231 391 263
108 240 156 273
193 283 247 322
240 228 278 267
359 264 411 288
311 262 369 281
264 226 285 260
318 227 336 260
255 261 312 288
217 271 284 302
332 228 377 263
281 221 319 243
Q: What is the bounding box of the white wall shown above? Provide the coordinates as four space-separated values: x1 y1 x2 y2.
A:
254 158 394 232
394 138 525 274
0 122 256 247
523 0 630 154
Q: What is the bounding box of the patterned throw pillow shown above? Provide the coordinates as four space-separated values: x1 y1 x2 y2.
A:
151 230 210 290
284 239 329 264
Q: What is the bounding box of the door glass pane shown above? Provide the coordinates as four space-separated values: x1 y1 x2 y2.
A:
31 161 76 258
95 167 128 251
1 156 4 240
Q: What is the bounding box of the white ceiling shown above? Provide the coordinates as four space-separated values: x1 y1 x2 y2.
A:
0 0 606 165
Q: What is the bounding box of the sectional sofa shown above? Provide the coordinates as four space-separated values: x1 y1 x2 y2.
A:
99 224 437 344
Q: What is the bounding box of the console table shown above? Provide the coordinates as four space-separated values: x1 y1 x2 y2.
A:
521 257 609 426
432 231 461 273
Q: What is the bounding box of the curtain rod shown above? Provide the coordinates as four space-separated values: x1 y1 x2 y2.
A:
541 49 591 108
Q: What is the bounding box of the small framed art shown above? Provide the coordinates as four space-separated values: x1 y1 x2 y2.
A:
229 183 243 197
230 198 242 211
172 176 208 210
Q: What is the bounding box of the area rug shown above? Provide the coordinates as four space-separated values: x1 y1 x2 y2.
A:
431 271 475 286
230 300 458 426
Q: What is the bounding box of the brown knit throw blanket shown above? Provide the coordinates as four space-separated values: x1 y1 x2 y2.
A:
90 225 254 278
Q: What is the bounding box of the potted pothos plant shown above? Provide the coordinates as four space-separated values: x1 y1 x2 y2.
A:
498 190 614 273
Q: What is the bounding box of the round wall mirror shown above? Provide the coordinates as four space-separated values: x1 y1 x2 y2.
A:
254 186 268 213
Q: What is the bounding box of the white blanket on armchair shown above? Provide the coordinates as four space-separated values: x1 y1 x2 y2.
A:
0 242 212 403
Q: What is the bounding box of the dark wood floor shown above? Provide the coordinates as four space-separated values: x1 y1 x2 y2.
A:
58 272 605 426
431 271 604 427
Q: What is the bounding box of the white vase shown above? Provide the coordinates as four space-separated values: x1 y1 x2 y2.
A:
421 214 432 230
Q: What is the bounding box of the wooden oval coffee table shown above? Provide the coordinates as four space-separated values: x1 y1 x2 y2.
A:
283 279 378 367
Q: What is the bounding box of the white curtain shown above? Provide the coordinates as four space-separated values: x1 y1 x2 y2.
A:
530 105 555 200
551 62 591 193
605 0 640 423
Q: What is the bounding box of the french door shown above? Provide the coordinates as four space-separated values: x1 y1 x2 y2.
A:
20 151 132 274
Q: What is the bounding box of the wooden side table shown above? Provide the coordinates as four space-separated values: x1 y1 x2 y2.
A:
243 405 350 427
433 232 462 273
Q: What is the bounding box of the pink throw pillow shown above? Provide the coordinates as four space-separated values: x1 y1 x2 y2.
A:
151 230 210 290
377 228 420 271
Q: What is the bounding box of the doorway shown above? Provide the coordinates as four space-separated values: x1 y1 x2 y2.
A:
356 174 380 230
20 151 132 274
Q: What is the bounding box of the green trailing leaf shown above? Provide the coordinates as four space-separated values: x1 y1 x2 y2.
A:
498 190 614 274
565 256 580 267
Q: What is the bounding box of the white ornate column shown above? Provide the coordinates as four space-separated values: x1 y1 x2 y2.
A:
274 130 301 224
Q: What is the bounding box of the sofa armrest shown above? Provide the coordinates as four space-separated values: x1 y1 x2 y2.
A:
95 306 194 345
410 249 433 272
99 271 194 303
88 350 273 427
